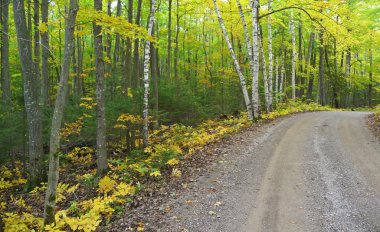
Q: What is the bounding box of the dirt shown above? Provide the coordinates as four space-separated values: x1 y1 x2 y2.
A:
107 111 380 232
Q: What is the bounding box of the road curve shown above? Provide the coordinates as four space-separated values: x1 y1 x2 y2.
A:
159 111 380 232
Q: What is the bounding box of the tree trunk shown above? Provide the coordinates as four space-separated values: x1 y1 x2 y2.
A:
251 0 260 118
1 0 11 110
13 0 44 189
290 12 297 101
94 0 107 175
236 0 254 117
306 32 315 99
34 0 40 103
112 0 121 96
43 0 78 225
345 48 351 107
318 32 325 105
275 57 279 107
267 0 273 111
142 0 157 148
41 0 49 105
167 0 172 80
173 0 179 89
298 14 303 97
368 47 373 107
133 0 142 88
213 0 253 120
259 26 269 113
123 0 133 93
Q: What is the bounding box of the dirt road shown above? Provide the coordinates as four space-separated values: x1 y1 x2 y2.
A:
157 111 380 232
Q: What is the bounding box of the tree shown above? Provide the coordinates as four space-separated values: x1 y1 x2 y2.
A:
43 0 78 225
213 0 253 120
41 0 49 105
251 0 260 118
267 0 274 111
290 11 297 101
142 0 157 148
94 0 107 175
1 0 11 110
13 0 44 188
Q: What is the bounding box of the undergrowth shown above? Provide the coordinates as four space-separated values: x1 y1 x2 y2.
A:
0 101 331 231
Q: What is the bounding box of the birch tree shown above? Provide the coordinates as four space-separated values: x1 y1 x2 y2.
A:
290 11 297 101
267 0 273 111
94 0 107 175
251 0 260 118
259 27 270 113
214 0 253 120
142 0 157 148
43 0 78 225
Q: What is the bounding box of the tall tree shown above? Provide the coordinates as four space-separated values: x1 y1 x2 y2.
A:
1 0 11 110
213 0 253 120
33 0 40 102
167 0 172 80
43 0 78 225
94 0 107 175
251 0 260 118
267 0 273 111
133 0 143 87
142 0 157 148
13 0 44 188
259 26 270 113
41 0 49 105
290 11 297 101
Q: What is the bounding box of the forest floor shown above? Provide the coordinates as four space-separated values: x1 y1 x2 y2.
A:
107 111 380 232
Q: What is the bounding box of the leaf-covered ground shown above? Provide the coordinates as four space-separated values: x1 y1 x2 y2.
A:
0 102 331 231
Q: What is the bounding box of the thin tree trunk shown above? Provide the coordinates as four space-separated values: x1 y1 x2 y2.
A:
298 14 303 97
345 48 351 107
123 0 133 93
142 0 157 148
133 0 142 88
94 0 107 175
267 0 273 111
368 46 373 107
306 32 315 99
13 0 44 189
43 0 78 225
251 0 260 118
213 0 253 120
173 0 179 89
290 12 297 101
167 0 172 80
259 26 269 113
318 32 325 105
1 0 11 110
275 57 278 106
41 0 49 105
112 0 121 96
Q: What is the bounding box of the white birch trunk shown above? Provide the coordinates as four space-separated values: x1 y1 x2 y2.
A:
267 0 273 111
142 0 157 147
259 28 269 113
290 12 297 101
251 0 260 118
213 0 253 120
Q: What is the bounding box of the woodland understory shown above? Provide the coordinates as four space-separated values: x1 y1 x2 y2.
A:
0 0 379 231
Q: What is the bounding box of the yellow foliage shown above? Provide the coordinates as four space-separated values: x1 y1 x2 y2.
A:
149 170 161 177
166 158 179 166
97 176 117 194
68 147 94 165
171 168 182 178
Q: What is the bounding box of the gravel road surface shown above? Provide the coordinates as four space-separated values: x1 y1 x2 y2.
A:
157 111 380 232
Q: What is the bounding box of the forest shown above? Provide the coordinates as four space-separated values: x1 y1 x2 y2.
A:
0 0 379 231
